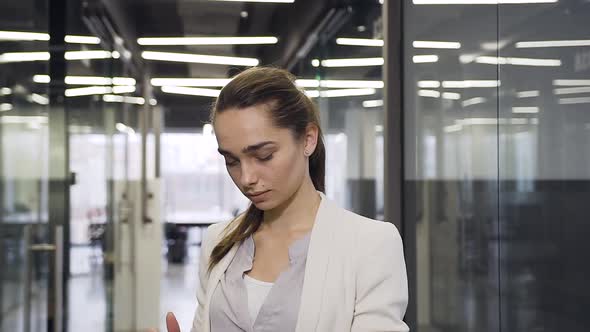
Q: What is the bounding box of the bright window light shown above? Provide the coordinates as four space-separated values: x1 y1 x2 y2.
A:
142 51 259 66
138 36 278 46
516 40 590 48
413 55 439 63
413 41 461 49
335 38 383 47
363 99 384 108
517 90 540 98
151 78 232 87
319 57 384 67
64 35 101 44
161 86 221 97
512 107 540 113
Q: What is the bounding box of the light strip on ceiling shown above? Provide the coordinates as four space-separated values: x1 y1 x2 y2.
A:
317 57 384 67
335 38 383 47
103 95 145 105
417 80 441 88
554 86 590 95
0 103 13 112
65 86 113 97
295 79 384 89
64 35 101 44
151 78 232 87
413 55 439 63
319 88 376 98
161 86 221 97
442 92 461 100
33 75 136 86
475 56 561 66
65 50 114 60
462 97 487 107
0 52 50 63
204 0 294 2
553 79 590 86
418 90 441 98
512 106 540 113
558 97 590 104
138 36 278 46
413 0 557 4
442 80 500 88
142 51 259 66
516 40 590 48
112 86 137 94
0 31 49 41
517 90 540 98
30 93 49 105
413 41 461 49
363 100 384 108
0 87 12 95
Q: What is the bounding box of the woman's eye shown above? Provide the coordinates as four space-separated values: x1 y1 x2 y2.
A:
258 154 273 162
225 159 239 167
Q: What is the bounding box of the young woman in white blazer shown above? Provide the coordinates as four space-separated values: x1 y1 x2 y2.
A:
163 67 409 332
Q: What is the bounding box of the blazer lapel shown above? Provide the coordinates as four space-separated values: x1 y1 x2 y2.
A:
295 192 337 332
203 243 239 332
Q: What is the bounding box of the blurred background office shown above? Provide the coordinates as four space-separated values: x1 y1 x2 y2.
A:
0 0 589 331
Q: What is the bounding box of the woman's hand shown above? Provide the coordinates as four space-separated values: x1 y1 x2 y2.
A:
166 312 181 332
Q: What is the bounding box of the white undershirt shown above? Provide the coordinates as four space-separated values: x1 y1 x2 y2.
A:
243 274 274 323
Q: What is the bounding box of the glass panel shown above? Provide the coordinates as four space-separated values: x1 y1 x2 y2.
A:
403 2 501 332
0 0 51 330
498 2 590 331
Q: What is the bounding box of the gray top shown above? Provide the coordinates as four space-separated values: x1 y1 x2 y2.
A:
209 231 311 332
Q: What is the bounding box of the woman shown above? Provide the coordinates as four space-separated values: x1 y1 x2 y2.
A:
165 67 408 332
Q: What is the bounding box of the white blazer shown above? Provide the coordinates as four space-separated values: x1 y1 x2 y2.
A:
191 193 409 332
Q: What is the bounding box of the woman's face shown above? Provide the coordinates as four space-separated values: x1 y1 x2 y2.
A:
213 104 311 210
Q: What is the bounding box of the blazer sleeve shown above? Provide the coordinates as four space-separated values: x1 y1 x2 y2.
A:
351 222 409 332
190 226 213 332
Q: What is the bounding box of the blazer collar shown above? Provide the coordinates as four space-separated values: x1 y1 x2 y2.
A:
295 191 338 332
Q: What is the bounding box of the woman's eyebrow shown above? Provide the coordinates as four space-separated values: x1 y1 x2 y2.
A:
217 141 276 156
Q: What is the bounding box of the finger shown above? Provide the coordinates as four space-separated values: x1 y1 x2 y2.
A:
166 312 181 332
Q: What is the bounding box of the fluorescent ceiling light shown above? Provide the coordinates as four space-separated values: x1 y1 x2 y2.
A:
151 78 231 87
103 95 145 105
517 90 540 98
295 79 384 89
65 86 113 97
64 35 101 44
203 0 294 2
462 97 487 107
305 90 320 98
417 81 441 88
138 36 277 46
442 92 461 100
112 86 137 94
413 0 557 4
418 90 441 98
318 88 376 98
553 80 590 86
161 86 221 97
558 97 590 105
0 103 13 111
34 75 136 86
375 125 384 132
0 116 47 124
0 87 12 95
0 31 49 41
444 124 463 133
318 57 383 67
0 52 50 63
30 93 49 105
116 123 135 135
413 41 461 49
442 80 500 88
142 51 259 66
336 38 383 47
475 56 561 66
413 55 439 63
512 106 539 113
311 59 320 67
363 100 383 108
516 40 590 48
554 86 590 95
65 50 114 60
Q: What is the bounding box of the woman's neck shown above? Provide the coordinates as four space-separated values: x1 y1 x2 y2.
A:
262 178 321 234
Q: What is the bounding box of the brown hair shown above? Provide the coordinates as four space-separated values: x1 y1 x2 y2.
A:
207 66 326 272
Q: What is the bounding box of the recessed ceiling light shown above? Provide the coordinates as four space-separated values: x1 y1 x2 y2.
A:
142 51 259 66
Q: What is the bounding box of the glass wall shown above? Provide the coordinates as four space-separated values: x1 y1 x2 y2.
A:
404 0 590 331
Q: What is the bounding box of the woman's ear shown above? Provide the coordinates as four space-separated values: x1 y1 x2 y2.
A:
303 124 319 156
